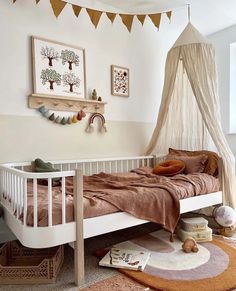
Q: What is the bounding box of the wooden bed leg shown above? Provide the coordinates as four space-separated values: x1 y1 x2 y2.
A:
170 233 174 242
74 170 85 286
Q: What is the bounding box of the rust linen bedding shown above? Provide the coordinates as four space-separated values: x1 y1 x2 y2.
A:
25 167 220 232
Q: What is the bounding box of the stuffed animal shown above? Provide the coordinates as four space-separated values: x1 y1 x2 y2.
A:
182 237 199 253
218 225 236 237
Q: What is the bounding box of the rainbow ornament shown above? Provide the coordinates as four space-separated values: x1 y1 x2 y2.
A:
87 113 107 132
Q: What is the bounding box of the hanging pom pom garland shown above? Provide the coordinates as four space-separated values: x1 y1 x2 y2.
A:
55 116 61 124
37 106 106 133
72 115 78 123
49 113 55 121
37 106 86 125
61 117 67 125
86 113 107 133
67 117 72 124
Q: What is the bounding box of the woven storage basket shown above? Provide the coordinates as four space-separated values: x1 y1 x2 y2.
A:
0 241 64 284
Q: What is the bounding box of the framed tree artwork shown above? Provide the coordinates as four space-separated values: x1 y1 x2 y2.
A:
32 36 87 99
111 65 129 97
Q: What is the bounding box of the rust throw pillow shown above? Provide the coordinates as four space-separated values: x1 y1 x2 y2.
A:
153 159 185 176
166 154 208 174
169 148 219 176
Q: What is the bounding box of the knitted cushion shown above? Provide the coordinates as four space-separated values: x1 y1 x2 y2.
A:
153 159 185 176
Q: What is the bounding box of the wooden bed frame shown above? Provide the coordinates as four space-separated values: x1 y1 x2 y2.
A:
0 155 222 286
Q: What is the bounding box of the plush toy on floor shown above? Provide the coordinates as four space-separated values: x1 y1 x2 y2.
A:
182 237 199 253
213 206 236 237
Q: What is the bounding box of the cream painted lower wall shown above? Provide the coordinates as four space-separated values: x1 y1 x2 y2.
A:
0 114 155 164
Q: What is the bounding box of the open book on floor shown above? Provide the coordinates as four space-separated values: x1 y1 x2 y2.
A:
99 247 150 271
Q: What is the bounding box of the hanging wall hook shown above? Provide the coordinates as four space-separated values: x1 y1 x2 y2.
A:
187 4 191 22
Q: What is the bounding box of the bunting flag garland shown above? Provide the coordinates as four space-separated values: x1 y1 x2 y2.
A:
120 14 134 32
166 11 172 21
72 4 82 17
12 0 173 32
50 0 67 18
106 12 116 23
137 15 146 26
149 13 162 30
86 8 103 28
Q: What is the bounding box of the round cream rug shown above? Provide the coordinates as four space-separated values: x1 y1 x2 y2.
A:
114 230 236 291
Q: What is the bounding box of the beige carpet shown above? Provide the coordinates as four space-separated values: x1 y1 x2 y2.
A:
82 231 236 291
0 223 160 291
1 213 235 291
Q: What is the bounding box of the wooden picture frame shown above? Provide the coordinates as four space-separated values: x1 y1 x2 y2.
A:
32 36 87 99
111 65 129 97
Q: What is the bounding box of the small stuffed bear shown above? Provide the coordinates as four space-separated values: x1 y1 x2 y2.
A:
218 225 236 237
182 237 199 253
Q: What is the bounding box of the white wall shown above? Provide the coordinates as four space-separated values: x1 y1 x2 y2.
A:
209 24 236 156
0 0 166 122
0 0 187 163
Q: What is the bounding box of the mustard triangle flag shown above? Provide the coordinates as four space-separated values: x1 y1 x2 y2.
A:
166 11 172 21
50 0 67 18
136 15 146 26
120 14 134 32
106 12 116 23
72 4 82 17
86 8 103 28
149 13 161 29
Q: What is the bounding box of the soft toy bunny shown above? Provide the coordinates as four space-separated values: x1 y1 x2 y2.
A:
182 237 199 253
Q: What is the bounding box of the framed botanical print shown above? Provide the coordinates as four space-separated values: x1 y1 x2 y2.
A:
32 36 86 99
111 65 129 97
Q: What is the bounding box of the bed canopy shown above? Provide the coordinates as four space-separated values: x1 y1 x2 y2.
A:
146 22 236 209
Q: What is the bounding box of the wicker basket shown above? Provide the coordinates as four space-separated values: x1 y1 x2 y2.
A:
0 241 64 284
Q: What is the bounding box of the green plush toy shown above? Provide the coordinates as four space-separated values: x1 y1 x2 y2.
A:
34 158 58 172
34 158 61 185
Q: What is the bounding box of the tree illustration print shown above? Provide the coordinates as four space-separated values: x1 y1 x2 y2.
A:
40 69 61 90
41 46 59 67
63 72 80 93
61 49 80 70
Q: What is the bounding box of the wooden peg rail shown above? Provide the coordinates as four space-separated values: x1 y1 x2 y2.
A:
28 94 106 114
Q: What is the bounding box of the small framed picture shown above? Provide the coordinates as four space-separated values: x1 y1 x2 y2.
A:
111 65 129 97
32 36 87 99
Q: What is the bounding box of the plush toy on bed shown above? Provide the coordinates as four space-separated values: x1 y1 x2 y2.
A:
33 158 61 186
152 159 185 176
182 237 199 253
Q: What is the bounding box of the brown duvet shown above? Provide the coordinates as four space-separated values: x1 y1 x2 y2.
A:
25 167 220 233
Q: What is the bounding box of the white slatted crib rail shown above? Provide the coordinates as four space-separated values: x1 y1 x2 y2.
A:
0 166 75 230
0 156 155 234
49 155 154 174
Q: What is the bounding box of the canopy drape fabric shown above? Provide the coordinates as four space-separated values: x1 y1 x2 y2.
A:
146 23 236 209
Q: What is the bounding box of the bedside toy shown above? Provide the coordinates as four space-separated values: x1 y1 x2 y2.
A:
213 206 236 237
218 226 236 237
182 237 199 253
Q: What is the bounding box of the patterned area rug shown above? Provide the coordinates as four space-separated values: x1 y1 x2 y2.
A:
82 231 236 291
